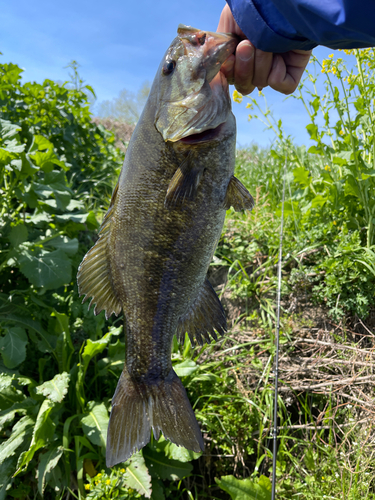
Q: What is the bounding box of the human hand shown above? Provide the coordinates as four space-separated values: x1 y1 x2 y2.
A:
217 4 312 95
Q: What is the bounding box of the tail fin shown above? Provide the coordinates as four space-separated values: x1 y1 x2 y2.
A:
106 369 204 467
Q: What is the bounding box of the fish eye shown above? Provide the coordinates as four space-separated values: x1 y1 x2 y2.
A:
162 60 176 75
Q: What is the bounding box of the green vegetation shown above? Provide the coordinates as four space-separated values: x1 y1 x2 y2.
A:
0 49 374 499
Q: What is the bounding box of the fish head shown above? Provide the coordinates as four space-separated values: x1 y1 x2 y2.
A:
153 25 238 143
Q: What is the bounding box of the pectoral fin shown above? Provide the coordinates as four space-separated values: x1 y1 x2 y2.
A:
77 182 122 319
224 175 254 212
165 152 202 209
176 278 227 347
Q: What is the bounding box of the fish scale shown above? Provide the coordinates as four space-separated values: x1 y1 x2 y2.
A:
77 24 254 467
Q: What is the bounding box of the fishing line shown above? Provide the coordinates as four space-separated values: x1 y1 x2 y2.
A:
271 156 287 500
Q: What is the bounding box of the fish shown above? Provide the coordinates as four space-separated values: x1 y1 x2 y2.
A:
77 24 254 468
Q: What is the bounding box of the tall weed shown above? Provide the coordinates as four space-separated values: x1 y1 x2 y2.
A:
232 48 375 321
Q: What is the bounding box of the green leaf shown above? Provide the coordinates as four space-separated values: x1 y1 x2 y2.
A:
173 359 197 378
50 235 78 255
0 416 34 465
36 372 70 403
15 400 56 474
311 96 320 113
0 374 24 410
123 452 152 498
332 155 347 166
150 479 165 500
32 135 54 152
306 123 318 141
143 446 193 480
0 398 36 431
0 327 28 369
8 225 28 247
84 85 96 98
54 212 91 224
0 456 18 500
3 138 25 154
3 314 53 353
53 312 73 373
215 475 272 500
307 145 323 154
311 194 327 208
18 248 72 289
81 401 109 448
163 441 201 462
82 332 113 370
293 167 311 187
0 119 21 141
38 446 64 495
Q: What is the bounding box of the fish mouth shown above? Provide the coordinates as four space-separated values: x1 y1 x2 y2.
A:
178 122 225 145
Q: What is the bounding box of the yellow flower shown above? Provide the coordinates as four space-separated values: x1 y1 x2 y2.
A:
232 89 243 103
347 76 351 84
324 165 331 171
120 468 126 473
329 54 334 58
106 479 111 485
333 221 337 225
246 102 253 109
332 66 337 75
339 130 345 136
84 484 91 491
96 473 102 477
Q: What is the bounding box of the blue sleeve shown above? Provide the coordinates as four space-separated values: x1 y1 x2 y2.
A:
227 0 375 52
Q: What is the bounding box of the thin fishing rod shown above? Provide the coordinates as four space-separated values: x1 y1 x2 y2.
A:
271 158 287 500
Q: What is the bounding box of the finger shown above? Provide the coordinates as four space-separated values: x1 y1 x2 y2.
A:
268 50 311 94
252 50 273 89
217 4 245 37
233 40 255 95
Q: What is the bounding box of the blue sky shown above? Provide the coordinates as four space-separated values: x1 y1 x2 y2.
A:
1 0 345 148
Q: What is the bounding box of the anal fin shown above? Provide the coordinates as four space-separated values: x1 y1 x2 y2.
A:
165 152 202 209
176 278 227 347
224 175 254 212
77 182 122 319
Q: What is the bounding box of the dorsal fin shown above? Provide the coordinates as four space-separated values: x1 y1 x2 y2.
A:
77 182 122 319
176 278 227 347
224 175 254 211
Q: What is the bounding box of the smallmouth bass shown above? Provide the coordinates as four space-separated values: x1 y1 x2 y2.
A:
77 25 254 467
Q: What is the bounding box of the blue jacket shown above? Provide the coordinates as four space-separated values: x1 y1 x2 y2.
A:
227 0 375 52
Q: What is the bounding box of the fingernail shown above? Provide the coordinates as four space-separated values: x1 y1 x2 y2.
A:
238 42 254 62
